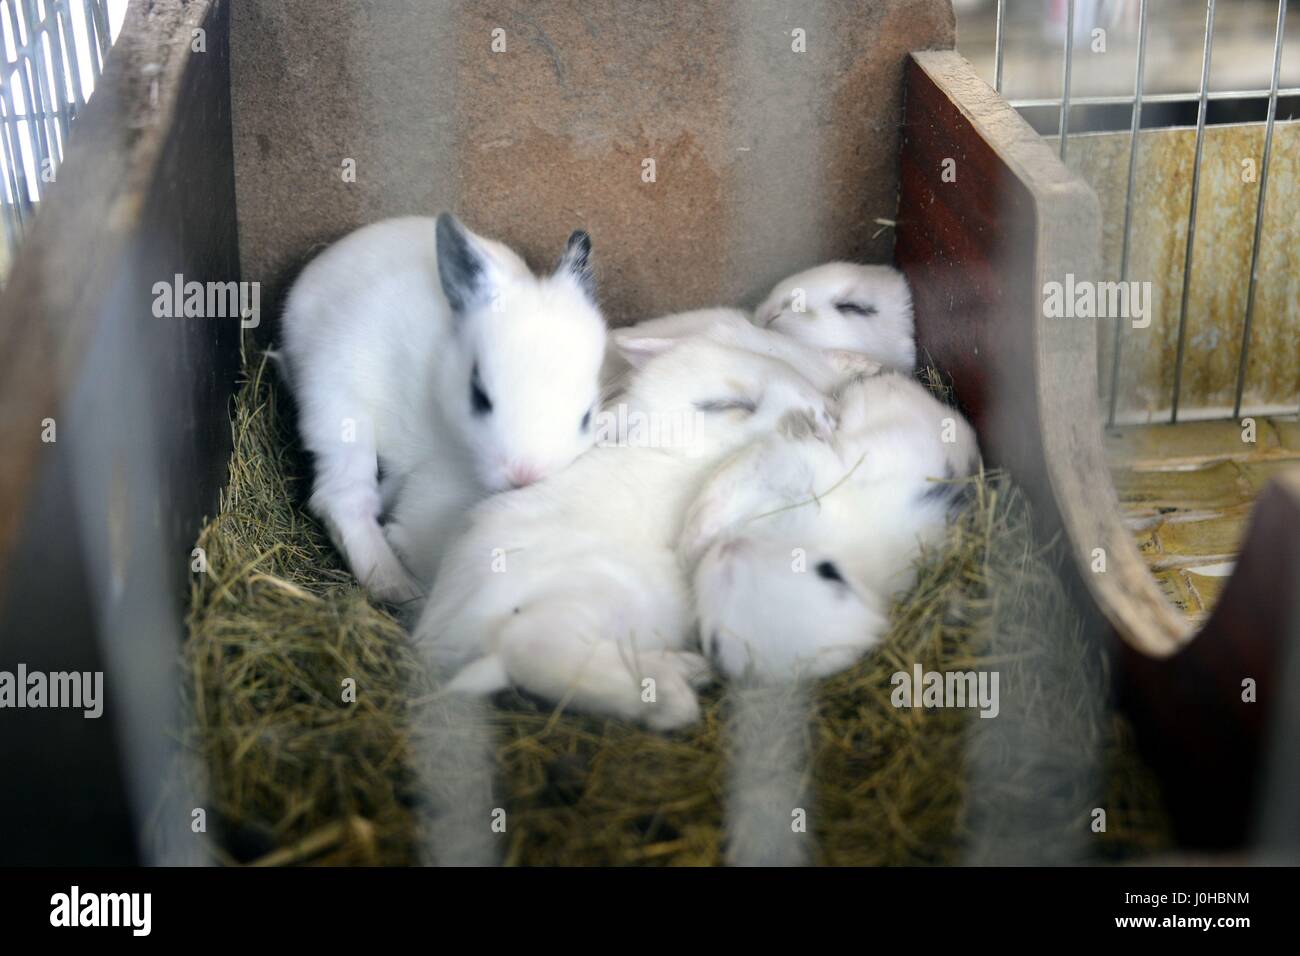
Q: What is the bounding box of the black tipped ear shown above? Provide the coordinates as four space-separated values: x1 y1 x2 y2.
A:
557 229 594 296
436 213 488 314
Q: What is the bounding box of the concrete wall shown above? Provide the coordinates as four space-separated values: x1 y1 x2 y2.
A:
230 0 955 327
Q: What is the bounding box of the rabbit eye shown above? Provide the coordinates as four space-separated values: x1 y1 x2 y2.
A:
581 408 592 432
470 363 493 415
835 301 878 318
815 560 846 584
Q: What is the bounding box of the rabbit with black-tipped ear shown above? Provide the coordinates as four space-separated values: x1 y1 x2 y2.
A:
280 214 606 604
754 262 916 372
411 331 840 730
681 371 980 684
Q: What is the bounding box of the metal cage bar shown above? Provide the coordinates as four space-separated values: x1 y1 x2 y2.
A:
999 0 1296 423
0 0 112 267
1234 0 1289 420
1107 0 1150 428
1059 0 1075 160
994 0 1006 94
1010 87 1300 110
1170 0 1217 425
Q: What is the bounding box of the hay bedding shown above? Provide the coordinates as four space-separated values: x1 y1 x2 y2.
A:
182 350 1171 866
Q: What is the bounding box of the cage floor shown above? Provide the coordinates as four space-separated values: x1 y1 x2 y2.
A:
1106 417 1300 622
181 356 1173 865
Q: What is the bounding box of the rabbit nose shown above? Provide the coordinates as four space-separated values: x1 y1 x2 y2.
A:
505 462 542 488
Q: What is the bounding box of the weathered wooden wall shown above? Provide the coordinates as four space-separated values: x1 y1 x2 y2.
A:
229 0 956 328
1064 124 1300 420
0 0 239 864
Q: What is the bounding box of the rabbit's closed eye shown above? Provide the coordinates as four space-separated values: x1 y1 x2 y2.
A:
694 397 757 414
834 301 878 317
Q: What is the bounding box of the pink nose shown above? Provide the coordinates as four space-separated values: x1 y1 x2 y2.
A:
505 463 542 488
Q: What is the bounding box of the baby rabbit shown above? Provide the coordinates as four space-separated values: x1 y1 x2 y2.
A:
681 371 980 684
605 262 915 391
611 307 882 396
754 262 916 371
412 333 838 729
280 215 607 603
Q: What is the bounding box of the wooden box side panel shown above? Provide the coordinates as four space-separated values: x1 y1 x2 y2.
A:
0 0 239 863
894 51 1188 660
229 0 956 328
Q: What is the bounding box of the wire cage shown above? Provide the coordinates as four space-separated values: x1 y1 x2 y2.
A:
0 0 114 269
0 0 1296 866
988 0 1296 424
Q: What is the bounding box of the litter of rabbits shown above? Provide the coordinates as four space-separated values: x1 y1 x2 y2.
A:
181 349 1171 866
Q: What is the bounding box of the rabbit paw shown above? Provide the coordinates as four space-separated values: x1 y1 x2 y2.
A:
360 554 425 607
636 653 707 731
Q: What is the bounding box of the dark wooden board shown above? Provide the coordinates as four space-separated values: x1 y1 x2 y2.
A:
0 0 238 864
895 51 1297 850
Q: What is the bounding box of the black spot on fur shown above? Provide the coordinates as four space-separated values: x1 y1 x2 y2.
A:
920 462 971 520
815 561 846 584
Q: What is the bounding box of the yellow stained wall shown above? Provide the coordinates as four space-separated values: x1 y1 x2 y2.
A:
1062 122 1299 421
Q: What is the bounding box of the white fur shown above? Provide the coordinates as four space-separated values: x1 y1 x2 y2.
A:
754 262 916 371
610 307 882 395
412 334 837 729
682 372 980 684
281 215 606 603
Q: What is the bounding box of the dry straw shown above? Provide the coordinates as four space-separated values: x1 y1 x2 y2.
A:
182 353 1169 865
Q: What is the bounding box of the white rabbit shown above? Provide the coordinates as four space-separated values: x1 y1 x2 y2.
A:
280 214 607 603
754 261 916 371
681 371 980 684
411 333 838 729
610 307 883 396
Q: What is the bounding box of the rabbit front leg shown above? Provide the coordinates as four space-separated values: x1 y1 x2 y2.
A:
305 412 424 606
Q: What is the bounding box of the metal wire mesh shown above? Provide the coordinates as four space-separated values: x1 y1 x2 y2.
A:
993 0 1294 422
0 0 113 272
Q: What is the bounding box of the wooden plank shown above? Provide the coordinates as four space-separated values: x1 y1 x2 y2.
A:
895 50 1188 659
0 0 238 864
897 50 1300 850
1119 470 1300 848
229 0 957 327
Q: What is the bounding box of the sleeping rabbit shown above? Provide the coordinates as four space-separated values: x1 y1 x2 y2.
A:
680 371 980 684
754 261 916 371
610 307 883 397
604 261 915 393
410 332 839 729
280 214 607 603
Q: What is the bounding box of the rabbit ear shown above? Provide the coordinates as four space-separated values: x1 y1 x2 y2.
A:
823 349 882 377
436 213 495 315
612 332 677 369
556 230 594 296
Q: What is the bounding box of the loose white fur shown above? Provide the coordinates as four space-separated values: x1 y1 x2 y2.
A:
412 333 838 729
682 372 980 684
280 215 606 603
